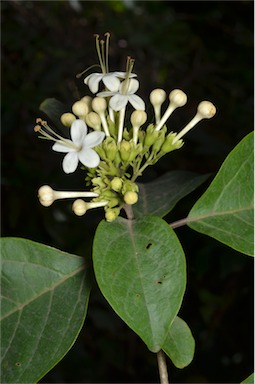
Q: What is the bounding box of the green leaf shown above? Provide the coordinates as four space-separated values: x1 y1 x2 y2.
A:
241 373 254 383
93 216 186 352
133 171 209 219
188 132 254 256
1 238 91 383
162 316 195 368
39 98 67 131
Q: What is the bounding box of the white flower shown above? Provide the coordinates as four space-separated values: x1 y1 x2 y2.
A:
52 119 105 173
97 78 145 111
84 72 120 94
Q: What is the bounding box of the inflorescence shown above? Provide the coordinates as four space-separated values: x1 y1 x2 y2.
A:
35 33 216 222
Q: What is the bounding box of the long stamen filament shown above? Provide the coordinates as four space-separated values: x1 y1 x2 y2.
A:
95 34 105 74
105 32 110 73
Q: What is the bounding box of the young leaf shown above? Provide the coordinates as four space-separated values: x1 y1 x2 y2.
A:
133 171 209 219
188 132 254 256
39 98 67 131
93 216 186 352
162 316 195 368
1 238 91 384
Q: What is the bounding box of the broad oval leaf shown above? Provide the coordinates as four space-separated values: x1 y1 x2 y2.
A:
1 237 91 384
162 316 195 368
133 171 209 219
93 216 186 352
188 132 254 256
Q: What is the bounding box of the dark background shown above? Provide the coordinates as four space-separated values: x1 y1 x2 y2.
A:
2 1 254 383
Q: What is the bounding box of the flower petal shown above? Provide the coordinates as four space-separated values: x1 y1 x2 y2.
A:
114 72 137 78
78 147 100 168
62 152 79 174
52 141 74 153
71 119 87 146
97 90 115 98
103 74 120 92
127 78 139 94
128 94 145 110
83 131 105 148
85 73 103 94
109 94 128 111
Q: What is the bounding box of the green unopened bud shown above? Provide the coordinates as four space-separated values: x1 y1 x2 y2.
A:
105 207 121 222
124 191 138 205
119 140 132 162
144 124 159 147
152 127 167 153
72 100 89 117
111 177 123 192
161 132 184 153
103 137 118 161
60 113 76 128
122 180 139 194
85 112 101 130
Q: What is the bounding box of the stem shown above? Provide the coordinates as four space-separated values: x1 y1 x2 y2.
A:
170 217 189 229
157 350 169 384
123 204 134 220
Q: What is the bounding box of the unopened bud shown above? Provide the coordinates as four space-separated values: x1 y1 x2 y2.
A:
124 191 138 205
60 113 76 128
105 207 121 222
169 89 187 107
92 97 107 114
72 100 89 117
197 101 216 119
111 177 123 192
72 199 87 216
85 112 101 130
150 89 166 107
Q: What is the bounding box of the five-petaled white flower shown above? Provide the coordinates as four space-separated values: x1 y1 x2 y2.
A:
97 78 145 111
53 119 105 173
84 71 137 94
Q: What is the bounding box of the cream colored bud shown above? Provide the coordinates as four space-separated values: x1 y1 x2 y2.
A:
72 100 89 117
72 199 87 216
150 89 166 106
38 185 55 207
130 110 147 127
92 97 107 114
60 113 76 128
169 89 187 107
81 96 93 110
85 112 101 130
124 191 138 205
197 101 216 119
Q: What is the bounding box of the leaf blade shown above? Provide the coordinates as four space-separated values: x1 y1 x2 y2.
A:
1 238 91 383
93 216 186 352
188 132 254 256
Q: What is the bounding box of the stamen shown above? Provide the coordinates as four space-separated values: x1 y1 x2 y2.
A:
38 185 99 207
172 101 216 144
155 89 187 131
104 32 110 73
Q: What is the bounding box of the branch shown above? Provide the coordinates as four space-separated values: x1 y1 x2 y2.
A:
157 350 169 384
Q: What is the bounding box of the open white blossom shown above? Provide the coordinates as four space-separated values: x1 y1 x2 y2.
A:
97 78 145 111
52 119 105 173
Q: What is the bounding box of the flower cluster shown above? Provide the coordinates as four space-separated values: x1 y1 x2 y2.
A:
36 33 216 221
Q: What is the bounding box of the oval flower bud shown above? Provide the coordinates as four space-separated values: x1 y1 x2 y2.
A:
124 191 138 205
60 113 76 128
72 100 89 117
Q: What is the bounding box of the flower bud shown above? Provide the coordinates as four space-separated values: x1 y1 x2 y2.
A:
103 137 118 161
85 112 101 130
124 191 138 205
105 207 121 222
152 127 166 153
144 124 159 147
92 97 107 114
72 100 89 117
72 199 87 216
60 113 76 128
81 95 93 110
169 89 187 107
161 132 184 153
150 89 166 107
197 101 216 119
111 177 123 192
130 110 147 127
119 140 132 162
